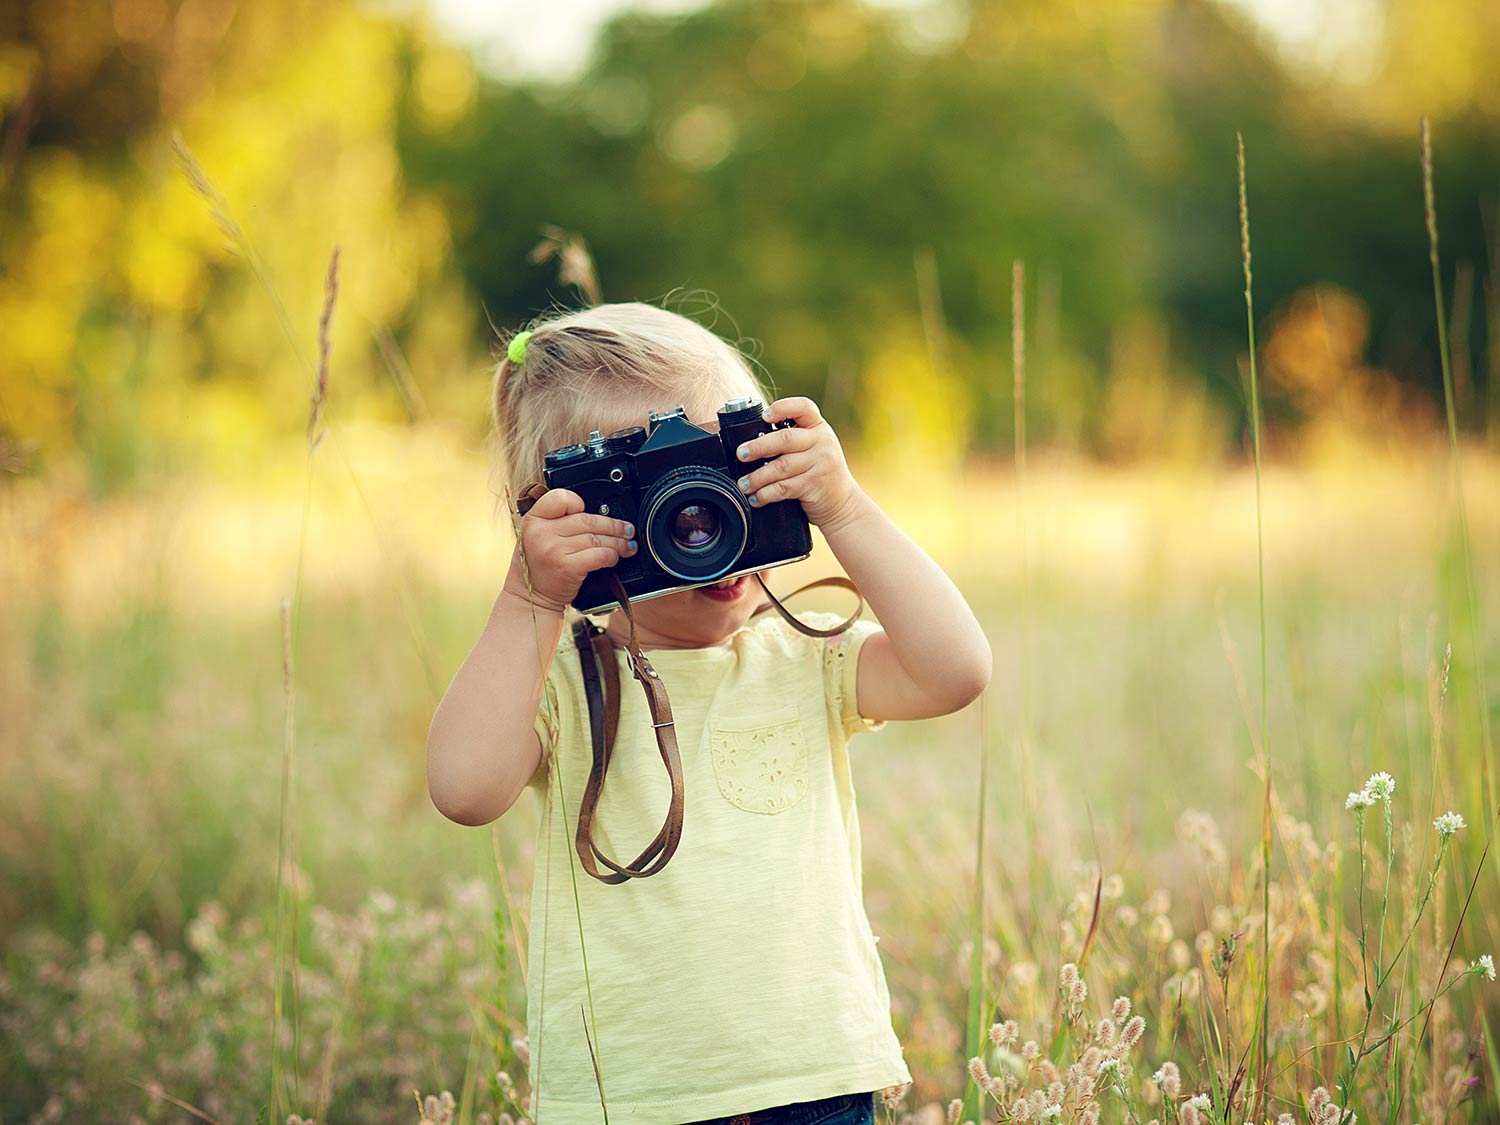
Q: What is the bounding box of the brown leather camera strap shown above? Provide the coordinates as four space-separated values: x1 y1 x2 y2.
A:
571 570 685 883
570 569 867 885
749 572 864 637
514 481 547 517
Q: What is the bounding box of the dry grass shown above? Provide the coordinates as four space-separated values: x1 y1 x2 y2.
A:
2 428 1497 1121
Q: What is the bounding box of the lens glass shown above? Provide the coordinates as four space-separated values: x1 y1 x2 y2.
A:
641 472 749 581
671 504 720 551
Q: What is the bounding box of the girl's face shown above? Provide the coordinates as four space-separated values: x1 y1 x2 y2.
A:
605 570 769 650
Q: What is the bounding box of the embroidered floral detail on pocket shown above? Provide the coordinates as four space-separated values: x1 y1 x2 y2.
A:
707 706 809 815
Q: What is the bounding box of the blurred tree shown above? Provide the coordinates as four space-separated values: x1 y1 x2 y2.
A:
2 0 1497 479
400 0 1499 457
0 0 479 490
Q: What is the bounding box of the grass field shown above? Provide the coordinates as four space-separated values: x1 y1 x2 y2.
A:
2 423 1498 1123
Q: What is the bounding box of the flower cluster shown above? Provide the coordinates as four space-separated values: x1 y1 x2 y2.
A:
1433 811 1466 838
965 976 1147 1125
1346 771 1395 812
0 880 513 1124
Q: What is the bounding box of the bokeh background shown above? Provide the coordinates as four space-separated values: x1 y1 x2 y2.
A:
3 0 1499 1121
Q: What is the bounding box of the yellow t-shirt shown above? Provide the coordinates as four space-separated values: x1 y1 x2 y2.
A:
523 609 912 1124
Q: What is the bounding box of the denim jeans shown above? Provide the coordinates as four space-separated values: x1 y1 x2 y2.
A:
684 1090 877 1125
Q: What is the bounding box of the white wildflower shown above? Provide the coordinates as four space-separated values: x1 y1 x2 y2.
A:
1433 811 1466 837
1345 790 1374 810
1187 1093 1211 1111
1473 954 1496 981
1362 771 1396 801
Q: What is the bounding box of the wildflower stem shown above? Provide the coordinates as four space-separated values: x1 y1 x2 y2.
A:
1370 840 1448 1014
1394 823 1492 1122
1421 118 1496 837
1355 810 1368 997
1374 799 1394 985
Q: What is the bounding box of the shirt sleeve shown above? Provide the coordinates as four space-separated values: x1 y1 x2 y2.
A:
821 617 887 739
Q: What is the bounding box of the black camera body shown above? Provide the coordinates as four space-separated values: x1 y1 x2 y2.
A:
540 397 813 614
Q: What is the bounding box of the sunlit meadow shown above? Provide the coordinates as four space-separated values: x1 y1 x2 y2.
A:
3 414 1498 1121
4 8 1500 1116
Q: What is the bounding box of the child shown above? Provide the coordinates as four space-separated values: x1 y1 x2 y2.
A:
426 301 991 1124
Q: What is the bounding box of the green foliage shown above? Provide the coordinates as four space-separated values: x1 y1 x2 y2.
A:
400 0 1500 454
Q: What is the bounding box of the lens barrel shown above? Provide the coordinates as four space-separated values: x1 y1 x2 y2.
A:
639 468 750 581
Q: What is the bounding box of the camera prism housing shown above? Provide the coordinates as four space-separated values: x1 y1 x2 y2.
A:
540 397 813 615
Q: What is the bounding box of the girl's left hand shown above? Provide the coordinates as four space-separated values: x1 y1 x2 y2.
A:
732 396 859 528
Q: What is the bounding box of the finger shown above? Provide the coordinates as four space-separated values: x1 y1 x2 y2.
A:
559 530 637 557
745 470 812 508
734 424 816 464
552 511 636 541
763 396 823 427
735 451 811 496
569 546 628 574
525 487 584 520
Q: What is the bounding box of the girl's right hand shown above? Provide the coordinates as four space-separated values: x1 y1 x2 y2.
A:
502 488 637 614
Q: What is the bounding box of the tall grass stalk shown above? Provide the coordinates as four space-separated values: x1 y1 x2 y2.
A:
916 246 988 1121
173 132 433 681
1012 257 1036 931
1421 118 1495 849
963 690 989 1123
1237 131 1274 1120
272 598 298 1121
506 484 609 1122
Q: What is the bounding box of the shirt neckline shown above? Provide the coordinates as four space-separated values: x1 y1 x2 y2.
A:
600 614 784 659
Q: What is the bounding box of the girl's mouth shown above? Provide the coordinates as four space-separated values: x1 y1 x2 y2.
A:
696 575 749 602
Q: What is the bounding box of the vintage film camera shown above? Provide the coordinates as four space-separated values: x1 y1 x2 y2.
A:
540 397 813 614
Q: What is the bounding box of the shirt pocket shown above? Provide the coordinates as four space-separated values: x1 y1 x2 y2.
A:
707 704 810 815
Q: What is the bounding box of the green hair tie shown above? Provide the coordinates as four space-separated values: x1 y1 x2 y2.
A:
508 330 533 364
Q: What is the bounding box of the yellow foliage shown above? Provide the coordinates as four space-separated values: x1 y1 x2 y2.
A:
1 1 477 479
858 320 974 481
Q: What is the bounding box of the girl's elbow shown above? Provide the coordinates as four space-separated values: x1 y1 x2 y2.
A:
425 746 510 827
428 781 510 827
948 641 992 711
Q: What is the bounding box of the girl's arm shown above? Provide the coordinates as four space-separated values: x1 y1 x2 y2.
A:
731 396 991 721
425 490 636 825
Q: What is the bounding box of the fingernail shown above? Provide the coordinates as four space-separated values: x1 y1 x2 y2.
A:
625 522 635 537
737 444 750 461
627 539 637 552
736 476 751 493
747 494 758 506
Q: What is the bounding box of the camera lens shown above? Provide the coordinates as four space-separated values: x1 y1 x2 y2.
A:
639 469 750 582
671 504 720 551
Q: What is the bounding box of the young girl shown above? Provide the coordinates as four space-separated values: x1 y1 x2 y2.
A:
426 301 991 1124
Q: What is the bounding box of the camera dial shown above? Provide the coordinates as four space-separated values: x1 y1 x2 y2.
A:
605 426 646 454
544 443 589 468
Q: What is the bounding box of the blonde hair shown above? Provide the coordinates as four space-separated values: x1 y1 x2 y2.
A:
489 298 773 507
